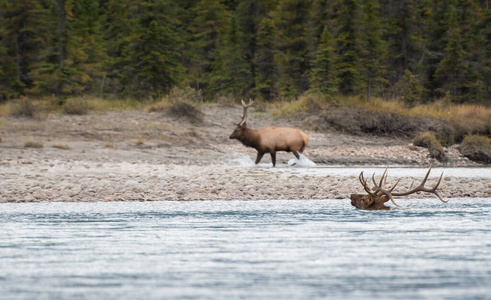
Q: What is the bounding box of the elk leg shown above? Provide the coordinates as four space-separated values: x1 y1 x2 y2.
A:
270 152 276 167
255 152 265 164
292 151 300 159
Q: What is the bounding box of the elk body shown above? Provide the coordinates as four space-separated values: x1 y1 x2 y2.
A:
350 166 448 210
229 100 309 167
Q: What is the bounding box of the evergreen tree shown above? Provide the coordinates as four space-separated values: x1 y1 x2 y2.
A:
271 0 311 98
111 0 183 98
234 0 277 97
0 0 48 99
309 26 338 94
253 16 278 100
187 0 230 95
67 0 106 93
333 0 365 95
210 15 251 97
433 0 466 101
363 0 387 101
383 0 430 95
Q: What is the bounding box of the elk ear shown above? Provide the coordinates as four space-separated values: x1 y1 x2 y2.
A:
366 196 374 206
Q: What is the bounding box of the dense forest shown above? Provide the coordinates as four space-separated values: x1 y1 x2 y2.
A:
1 0 489 104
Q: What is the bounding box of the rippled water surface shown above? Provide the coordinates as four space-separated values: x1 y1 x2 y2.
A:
1 199 490 300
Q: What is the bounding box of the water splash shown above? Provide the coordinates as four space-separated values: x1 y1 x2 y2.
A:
222 152 255 167
288 153 316 167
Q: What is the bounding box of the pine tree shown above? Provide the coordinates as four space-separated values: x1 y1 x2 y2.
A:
0 0 48 99
333 0 365 95
186 0 230 95
253 16 278 101
271 0 311 98
309 26 338 94
67 0 106 94
111 0 183 98
363 0 387 101
383 0 430 94
210 15 251 97
234 0 277 98
433 0 466 102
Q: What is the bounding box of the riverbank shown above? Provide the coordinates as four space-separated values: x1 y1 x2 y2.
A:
1 105 489 203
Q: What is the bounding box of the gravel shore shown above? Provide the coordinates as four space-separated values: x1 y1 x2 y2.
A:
1 106 490 204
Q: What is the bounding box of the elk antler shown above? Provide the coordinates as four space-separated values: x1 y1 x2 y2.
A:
359 168 401 207
239 99 254 126
390 166 447 203
358 166 447 208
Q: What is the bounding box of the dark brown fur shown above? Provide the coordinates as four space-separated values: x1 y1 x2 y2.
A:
350 194 391 210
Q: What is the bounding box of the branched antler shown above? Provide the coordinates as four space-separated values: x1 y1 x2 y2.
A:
356 166 447 209
238 99 254 126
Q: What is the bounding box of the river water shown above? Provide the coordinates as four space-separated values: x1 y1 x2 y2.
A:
1 199 490 300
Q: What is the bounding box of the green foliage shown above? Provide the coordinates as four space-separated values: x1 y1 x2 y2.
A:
112 1 183 98
0 0 489 103
395 70 425 106
270 0 311 98
253 17 277 101
413 131 446 161
210 16 252 97
459 135 491 164
333 0 365 95
309 26 338 95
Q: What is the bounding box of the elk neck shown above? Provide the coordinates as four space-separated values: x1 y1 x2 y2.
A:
238 127 260 149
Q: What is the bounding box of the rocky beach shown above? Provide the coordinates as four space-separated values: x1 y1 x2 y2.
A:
1 105 490 203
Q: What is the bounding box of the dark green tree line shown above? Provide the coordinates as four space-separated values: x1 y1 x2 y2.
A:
0 0 489 104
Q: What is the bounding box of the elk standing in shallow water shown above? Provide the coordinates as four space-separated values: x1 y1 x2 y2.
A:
229 100 310 167
350 166 448 210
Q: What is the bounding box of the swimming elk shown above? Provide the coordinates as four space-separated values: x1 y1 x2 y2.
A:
229 100 310 167
350 166 448 210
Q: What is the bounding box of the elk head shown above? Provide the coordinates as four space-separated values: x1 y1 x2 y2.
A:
350 166 448 210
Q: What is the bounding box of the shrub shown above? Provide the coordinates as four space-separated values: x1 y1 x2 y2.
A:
273 92 330 117
146 87 203 123
62 98 90 115
167 101 202 122
458 135 491 164
413 132 446 161
10 97 36 117
24 141 43 148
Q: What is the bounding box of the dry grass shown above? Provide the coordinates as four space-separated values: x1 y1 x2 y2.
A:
87 97 146 111
62 97 91 115
24 141 43 148
52 144 71 150
272 93 332 117
8 97 37 117
274 94 490 137
1 96 146 117
104 141 116 149
134 139 146 146
146 87 203 123
413 132 446 161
